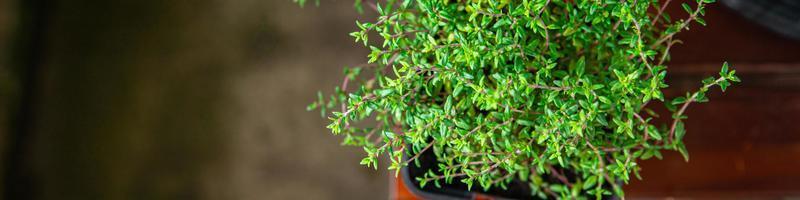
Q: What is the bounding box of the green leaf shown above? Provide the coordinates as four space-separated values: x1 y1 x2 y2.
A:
444 96 453 111
376 89 393 97
719 62 729 77
641 150 654 159
677 143 690 162
719 80 730 92
695 17 706 26
516 119 536 127
550 184 564 193
729 73 741 82
671 96 686 105
681 3 693 15
359 157 371 166
583 176 598 190
576 56 586 77
702 76 715 85
536 132 548 144
376 2 384 15
382 130 396 140
675 121 686 141
353 0 363 13
648 128 662 140
295 0 307 7
453 84 464 96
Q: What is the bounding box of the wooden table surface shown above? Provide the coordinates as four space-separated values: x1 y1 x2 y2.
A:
625 4 800 198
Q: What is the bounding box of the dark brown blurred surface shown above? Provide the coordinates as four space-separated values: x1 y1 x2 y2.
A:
625 4 800 198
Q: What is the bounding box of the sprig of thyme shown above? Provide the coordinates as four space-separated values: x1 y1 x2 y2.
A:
303 0 738 198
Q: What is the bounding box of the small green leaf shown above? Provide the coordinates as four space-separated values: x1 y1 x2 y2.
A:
583 176 598 190
719 62 729 76
376 89 393 97
677 143 690 162
719 80 730 92
702 77 715 85
516 119 536 127
681 3 693 14
576 56 586 77
453 84 464 96
671 97 686 105
695 17 706 26
675 121 686 141
648 128 662 140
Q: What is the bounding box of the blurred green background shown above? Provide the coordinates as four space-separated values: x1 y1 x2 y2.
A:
0 0 387 199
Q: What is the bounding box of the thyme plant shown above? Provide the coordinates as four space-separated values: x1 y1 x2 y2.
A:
304 0 739 198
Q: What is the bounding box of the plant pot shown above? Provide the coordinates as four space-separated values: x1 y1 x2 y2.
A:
399 145 532 200
399 144 620 199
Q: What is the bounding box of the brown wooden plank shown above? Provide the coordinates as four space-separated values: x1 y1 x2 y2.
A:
630 8 800 197
627 61 800 197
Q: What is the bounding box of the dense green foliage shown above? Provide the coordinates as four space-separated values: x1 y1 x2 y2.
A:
304 0 738 198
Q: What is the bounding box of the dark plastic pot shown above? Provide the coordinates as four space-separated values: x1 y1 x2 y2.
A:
400 144 619 200
721 0 800 41
400 146 532 200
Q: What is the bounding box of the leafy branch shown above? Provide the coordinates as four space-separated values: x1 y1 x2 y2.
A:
302 0 737 198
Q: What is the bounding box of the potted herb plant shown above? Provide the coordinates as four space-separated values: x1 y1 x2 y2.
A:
303 0 739 199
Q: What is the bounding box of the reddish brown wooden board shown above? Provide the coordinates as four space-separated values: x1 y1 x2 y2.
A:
626 4 800 198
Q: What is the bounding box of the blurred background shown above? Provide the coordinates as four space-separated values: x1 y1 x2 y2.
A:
0 0 798 199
